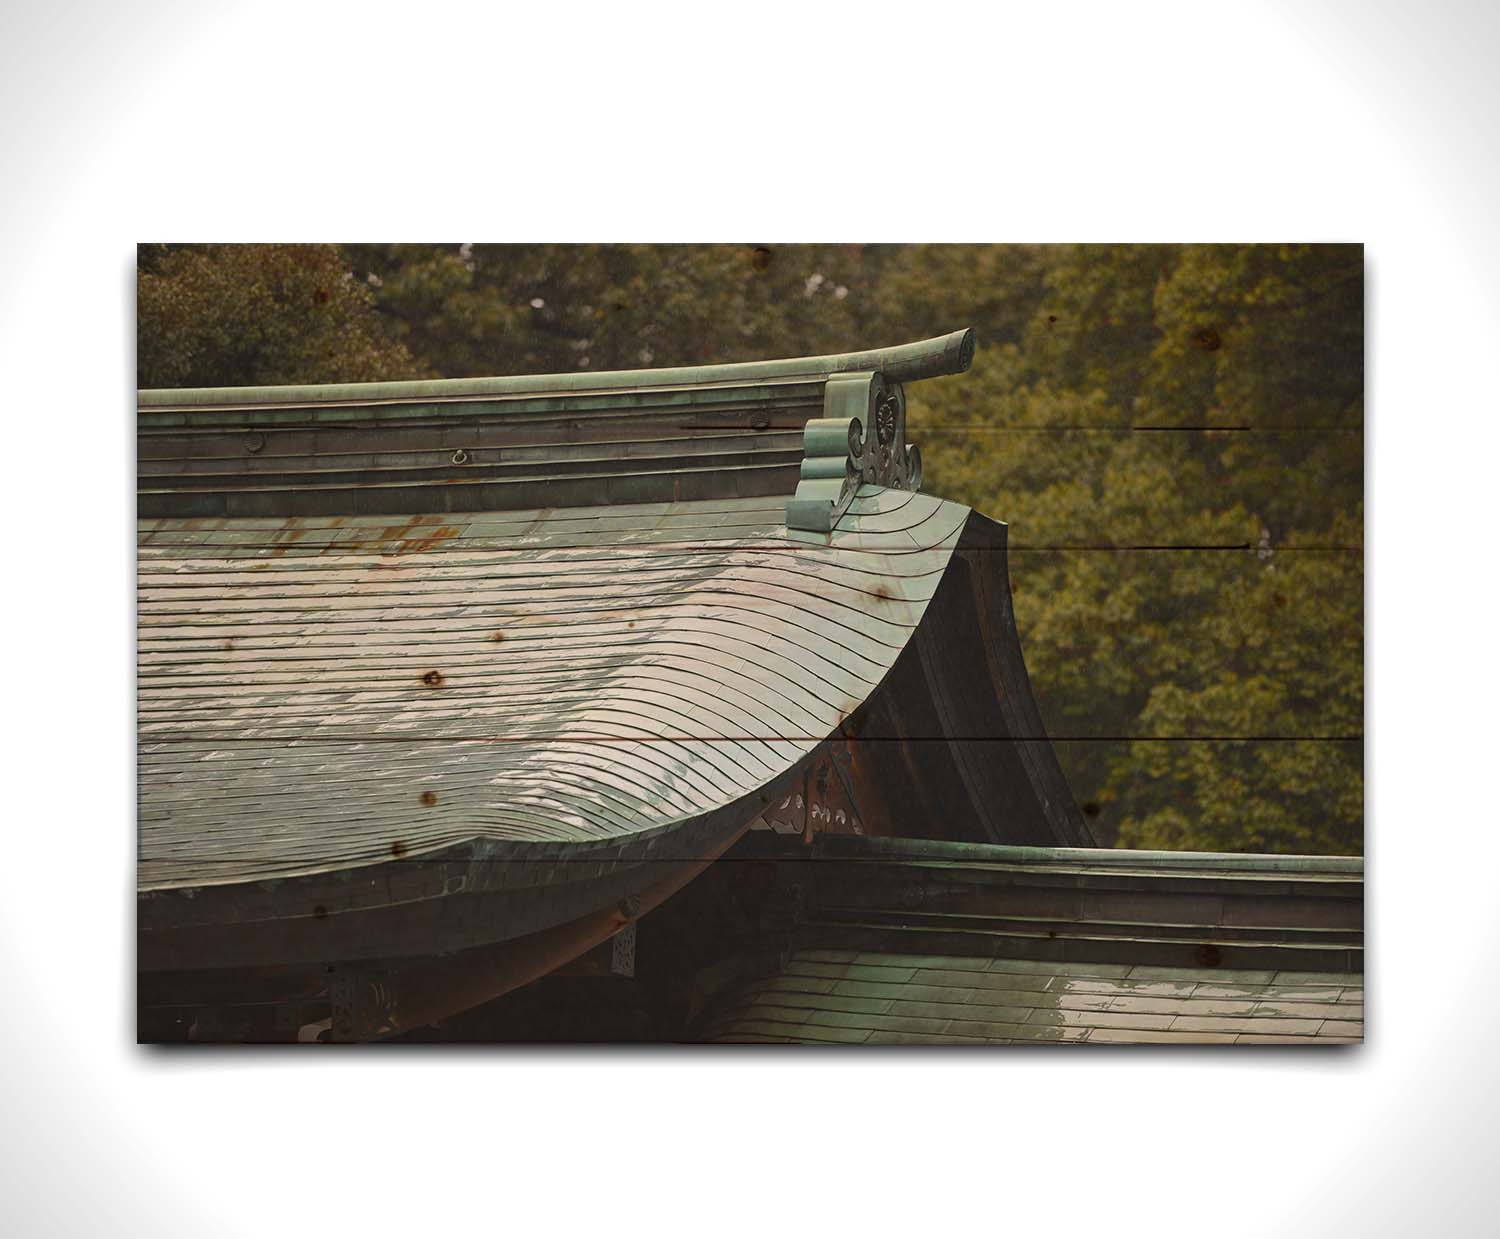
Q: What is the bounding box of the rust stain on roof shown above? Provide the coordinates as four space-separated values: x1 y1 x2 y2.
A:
135 489 971 890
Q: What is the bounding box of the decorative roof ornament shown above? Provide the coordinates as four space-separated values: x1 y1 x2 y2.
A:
786 371 924 533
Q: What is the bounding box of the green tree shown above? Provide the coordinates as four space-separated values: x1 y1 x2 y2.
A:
907 245 1362 853
137 244 422 388
343 243 880 377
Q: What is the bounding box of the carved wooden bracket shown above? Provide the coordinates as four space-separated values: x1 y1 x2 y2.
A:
785 371 924 533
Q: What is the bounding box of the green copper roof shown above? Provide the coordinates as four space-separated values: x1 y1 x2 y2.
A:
702 832 1363 1045
705 950 1363 1046
137 488 972 891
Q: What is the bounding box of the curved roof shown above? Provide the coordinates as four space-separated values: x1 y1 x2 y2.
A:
137 487 969 890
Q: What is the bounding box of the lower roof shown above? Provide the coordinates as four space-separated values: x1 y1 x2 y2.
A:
705 949 1363 1046
701 834 1363 1045
137 487 968 890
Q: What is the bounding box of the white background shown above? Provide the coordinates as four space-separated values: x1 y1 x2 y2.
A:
2 2 1496 1235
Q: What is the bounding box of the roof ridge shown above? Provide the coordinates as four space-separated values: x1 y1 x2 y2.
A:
139 328 976 410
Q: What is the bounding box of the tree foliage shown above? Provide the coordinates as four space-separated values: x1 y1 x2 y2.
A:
136 243 1363 854
137 244 423 388
907 245 1362 853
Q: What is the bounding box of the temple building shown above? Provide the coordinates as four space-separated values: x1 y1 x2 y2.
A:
136 329 1363 1044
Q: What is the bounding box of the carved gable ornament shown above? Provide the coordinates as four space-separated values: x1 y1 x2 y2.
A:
785 371 924 533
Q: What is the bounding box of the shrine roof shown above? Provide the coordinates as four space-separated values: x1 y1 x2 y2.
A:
138 488 971 891
136 329 974 521
704 835 1364 1046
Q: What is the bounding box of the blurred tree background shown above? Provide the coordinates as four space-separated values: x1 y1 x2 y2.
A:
137 243 1363 854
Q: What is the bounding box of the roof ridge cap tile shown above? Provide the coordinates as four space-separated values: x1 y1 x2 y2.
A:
138 328 976 409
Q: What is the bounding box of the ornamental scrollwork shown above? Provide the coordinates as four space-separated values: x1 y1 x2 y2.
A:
848 380 922 493
785 371 923 533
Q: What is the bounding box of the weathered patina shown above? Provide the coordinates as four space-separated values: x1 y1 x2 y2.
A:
135 326 1361 1044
